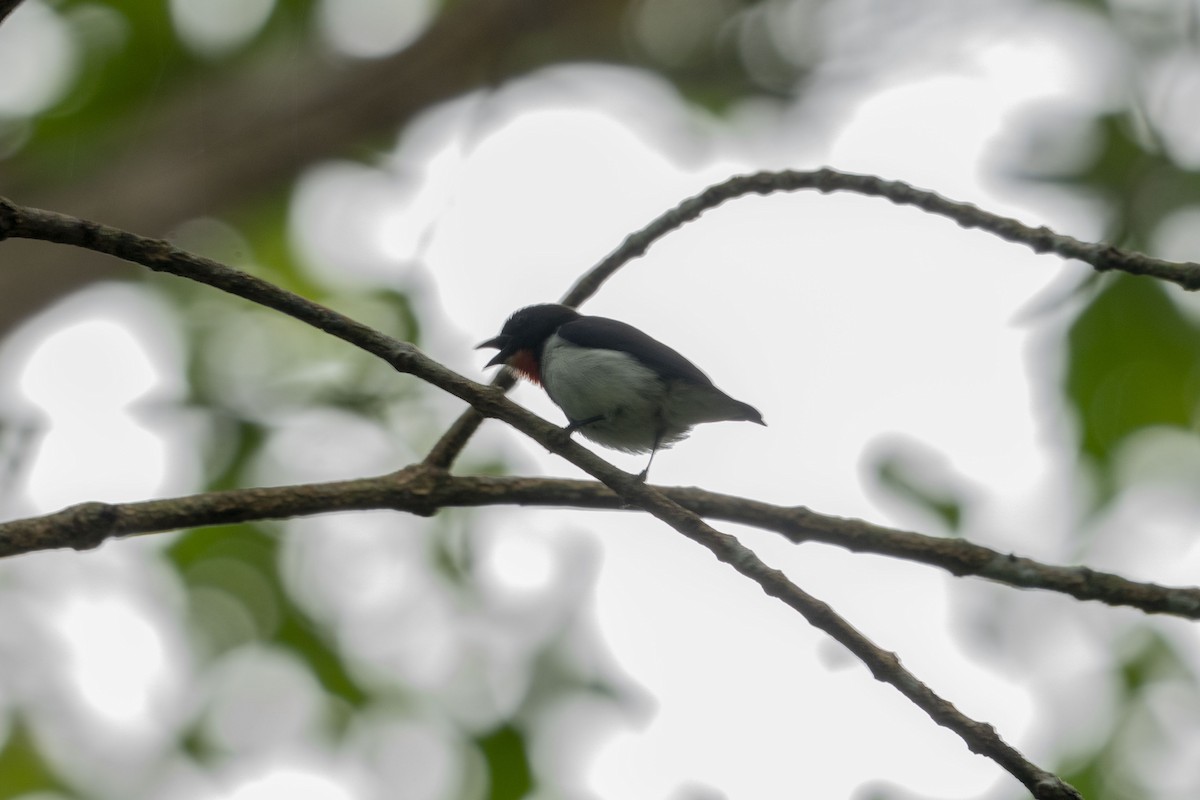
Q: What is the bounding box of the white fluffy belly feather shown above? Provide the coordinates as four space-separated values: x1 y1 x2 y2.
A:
540 337 681 453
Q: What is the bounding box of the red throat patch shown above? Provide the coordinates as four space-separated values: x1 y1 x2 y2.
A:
510 349 541 385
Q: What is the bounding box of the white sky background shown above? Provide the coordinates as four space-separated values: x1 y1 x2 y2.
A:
2 1 1184 799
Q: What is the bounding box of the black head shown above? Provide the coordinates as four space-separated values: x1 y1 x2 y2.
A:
476 303 581 368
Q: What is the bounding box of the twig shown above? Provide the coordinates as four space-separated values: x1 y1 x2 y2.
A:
0 197 1081 798
423 370 516 468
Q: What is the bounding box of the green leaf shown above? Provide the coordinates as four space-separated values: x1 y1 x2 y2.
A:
1064 275 1200 475
1012 111 1200 248
1116 629 1193 694
166 525 370 708
476 724 534 800
867 439 968 532
0 718 73 800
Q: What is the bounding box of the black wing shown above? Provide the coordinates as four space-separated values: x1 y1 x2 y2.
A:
557 316 716 386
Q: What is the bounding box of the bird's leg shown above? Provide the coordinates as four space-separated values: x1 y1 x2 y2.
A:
637 429 665 483
564 414 605 434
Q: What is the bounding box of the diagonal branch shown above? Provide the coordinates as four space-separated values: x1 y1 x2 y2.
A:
0 198 1081 799
592 479 1081 800
2 473 1197 623
0 198 407 364
423 369 516 468
0 0 636 339
0 0 24 26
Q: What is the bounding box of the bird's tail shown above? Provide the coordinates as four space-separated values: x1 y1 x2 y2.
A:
728 398 766 426
673 385 766 426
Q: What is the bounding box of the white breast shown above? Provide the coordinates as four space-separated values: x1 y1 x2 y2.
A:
540 335 671 453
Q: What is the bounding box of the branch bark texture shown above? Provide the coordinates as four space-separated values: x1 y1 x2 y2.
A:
565 169 1200 301
2 472 1195 622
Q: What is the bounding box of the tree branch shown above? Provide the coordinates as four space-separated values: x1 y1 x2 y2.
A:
0 197 1082 798
423 370 516 468
564 168 1200 300
0 0 24 26
673 486 1200 619
3 472 1195 622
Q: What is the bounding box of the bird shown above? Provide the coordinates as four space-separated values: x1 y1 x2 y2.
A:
477 303 765 481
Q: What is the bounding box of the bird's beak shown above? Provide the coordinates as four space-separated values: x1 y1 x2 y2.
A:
476 335 512 368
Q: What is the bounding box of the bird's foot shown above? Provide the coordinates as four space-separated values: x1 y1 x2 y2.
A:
565 414 605 433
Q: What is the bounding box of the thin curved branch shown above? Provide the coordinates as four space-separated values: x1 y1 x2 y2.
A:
0 199 1080 799
426 167 1200 472
3 473 1196 622
564 168 1200 301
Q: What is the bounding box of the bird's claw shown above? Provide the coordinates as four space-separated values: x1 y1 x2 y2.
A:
565 414 604 434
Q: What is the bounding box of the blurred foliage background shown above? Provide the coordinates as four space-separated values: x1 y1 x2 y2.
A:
2 0 1200 798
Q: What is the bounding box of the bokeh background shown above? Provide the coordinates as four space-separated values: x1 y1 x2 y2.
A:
3 0 1200 798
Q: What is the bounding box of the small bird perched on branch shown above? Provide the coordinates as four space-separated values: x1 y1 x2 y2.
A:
478 303 765 481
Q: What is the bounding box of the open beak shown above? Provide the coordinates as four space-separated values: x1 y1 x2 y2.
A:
476 335 512 368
